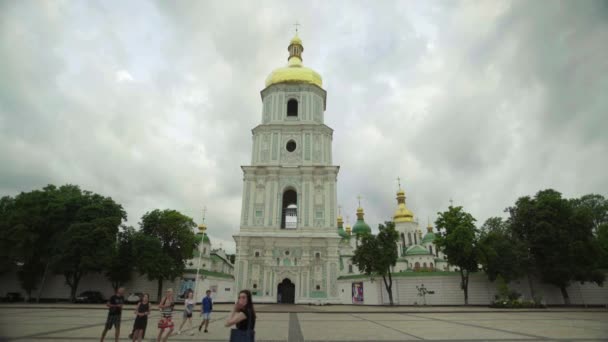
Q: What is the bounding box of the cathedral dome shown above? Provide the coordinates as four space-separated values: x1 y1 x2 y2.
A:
265 34 323 89
352 207 372 235
421 224 436 244
337 213 348 238
393 188 414 223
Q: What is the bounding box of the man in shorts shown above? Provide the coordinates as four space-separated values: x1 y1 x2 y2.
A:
100 287 125 342
198 290 213 333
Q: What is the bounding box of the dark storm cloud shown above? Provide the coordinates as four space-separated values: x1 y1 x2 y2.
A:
1 0 606 251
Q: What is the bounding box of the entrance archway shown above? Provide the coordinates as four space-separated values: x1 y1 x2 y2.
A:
277 278 295 304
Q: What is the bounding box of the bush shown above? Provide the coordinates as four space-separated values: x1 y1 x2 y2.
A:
490 299 546 309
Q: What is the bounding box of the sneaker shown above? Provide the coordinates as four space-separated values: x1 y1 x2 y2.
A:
204 329 208 333
198 325 202 332
128 333 133 339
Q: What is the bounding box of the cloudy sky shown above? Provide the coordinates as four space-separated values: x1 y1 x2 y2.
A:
1 0 607 253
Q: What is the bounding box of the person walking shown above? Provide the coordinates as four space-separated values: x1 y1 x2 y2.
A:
198 290 213 333
100 287 125 342
176 290 195 335
131 293 150 342
157 288 175 342
225 289 256 342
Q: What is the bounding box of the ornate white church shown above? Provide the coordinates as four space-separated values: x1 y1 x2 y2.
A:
231 34 445 304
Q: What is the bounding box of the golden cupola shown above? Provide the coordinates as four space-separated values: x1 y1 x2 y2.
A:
393 187 415 223
265 34 323 89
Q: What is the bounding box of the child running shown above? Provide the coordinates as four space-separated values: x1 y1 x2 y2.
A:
198 290 213 333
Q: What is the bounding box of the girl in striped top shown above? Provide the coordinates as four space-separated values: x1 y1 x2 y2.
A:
157 288 174 342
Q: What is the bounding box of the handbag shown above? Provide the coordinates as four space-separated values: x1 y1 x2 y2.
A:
229 310 255 342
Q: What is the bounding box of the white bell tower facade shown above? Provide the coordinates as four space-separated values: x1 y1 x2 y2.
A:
233 34 341 304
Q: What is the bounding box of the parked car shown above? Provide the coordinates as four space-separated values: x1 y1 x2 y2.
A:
75 291 105 303
3 292 24 302
126 292 143 304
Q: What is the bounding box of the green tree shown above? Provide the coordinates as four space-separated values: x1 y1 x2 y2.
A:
571 194 608 233
0 185 126 301
51 191 126 301
352 221 399 305
1 187 58 300
105 226 136 291
138 209 197 301
0 196 17 275
597 223 608 268
507 189 605 304
477 217 527 283
434 205 479 305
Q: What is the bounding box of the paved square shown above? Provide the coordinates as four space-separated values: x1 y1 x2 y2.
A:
0 305 607 341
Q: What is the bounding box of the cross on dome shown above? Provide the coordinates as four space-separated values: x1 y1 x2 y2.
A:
294 21 301 34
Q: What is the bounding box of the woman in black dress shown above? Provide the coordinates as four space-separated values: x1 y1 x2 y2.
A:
132 293 150 342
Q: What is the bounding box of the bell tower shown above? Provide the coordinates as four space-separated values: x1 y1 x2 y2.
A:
234 33 341 304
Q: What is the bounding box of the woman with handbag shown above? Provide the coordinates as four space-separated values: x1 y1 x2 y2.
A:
225 290 256 342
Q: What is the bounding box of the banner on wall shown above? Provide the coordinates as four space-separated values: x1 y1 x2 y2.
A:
352 282 364 304
179 278 195 297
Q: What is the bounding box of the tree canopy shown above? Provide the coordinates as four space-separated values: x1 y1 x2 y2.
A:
138 209 197 301
352 221 399 305
507 189 605 304
434 205 478 305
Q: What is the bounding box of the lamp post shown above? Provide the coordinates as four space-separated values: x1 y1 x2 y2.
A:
194 207 206 300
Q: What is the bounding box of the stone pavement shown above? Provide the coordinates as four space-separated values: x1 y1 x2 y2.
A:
0 305 607 341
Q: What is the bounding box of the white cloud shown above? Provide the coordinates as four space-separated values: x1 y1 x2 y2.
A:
1 0 607 254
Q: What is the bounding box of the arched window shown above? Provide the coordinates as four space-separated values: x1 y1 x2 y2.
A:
281 189 297 229
430 262 434 271
408 232 412 246
429 245 433 255
414 262 420 271
414 232 418 245
287 99 298 117
435 247 439 257
401 233 406 250
348 264 353 273
203 248 206 254
423 262 427 270
276 258 280 265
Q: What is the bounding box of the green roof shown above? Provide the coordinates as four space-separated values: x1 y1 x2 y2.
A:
352 219 371 235
183 269 234 279
405 245 431 256
421 231 436 244
337 227 348 238
338 271 460 280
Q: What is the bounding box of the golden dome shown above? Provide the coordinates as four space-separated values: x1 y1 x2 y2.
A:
290 35 302 45
265 34 323 88
198 223 207 232
393 188 414 223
